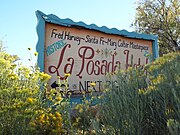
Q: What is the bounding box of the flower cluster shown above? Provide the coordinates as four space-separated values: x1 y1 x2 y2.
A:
0 50 65 134
31 110 63 134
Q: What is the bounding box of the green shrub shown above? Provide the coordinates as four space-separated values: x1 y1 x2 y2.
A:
0 48 65 134
98 52 180 135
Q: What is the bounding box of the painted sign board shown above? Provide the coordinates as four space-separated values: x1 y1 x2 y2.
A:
36 10 158 95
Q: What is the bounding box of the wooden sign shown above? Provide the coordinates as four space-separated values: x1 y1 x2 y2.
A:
36 10 158 94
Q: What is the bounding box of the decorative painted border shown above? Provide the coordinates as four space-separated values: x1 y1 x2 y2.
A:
36 10 159 72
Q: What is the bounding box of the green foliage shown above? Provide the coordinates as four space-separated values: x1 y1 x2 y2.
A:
97 52 180 135
100 68 148 134
69 91 102 134
133 0 180 55
0 47 66 134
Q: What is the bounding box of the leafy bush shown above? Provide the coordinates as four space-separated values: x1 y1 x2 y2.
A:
71 94 101 134
97 52 180 135
0 47 66 134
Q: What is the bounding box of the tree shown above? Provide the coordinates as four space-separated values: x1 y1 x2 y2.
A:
132 0 180 56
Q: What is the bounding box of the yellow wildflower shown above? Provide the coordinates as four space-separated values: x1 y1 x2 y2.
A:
47 108 51 112
97 96 102 99
0 58 6 65
138 88 145 95
19 66 30 78
34 52 38 56
45 115 49 120
127 67 133 72
8 73 18 80
35 110 38 114
39 72 51 82
90 130 96 134
57 116 63 121
64 73 71 77
84 100 89 105
81 91 85 95
165 108 174 115
152 74 165 85
39 119 45 124
90 82 96 87
79 107 83 113
50 89 57 93
26 97 34 104
56 96 62 101
38 110 44 114
75 104 83 113
146 85 156 93
167 119 177 127
49 113 53 117
10 63 16 69
52 116 57 120
39 114 45 120
24 109 32 114
76 117 81 123
48 97 53 101
55 112 61 117
57 123 62 127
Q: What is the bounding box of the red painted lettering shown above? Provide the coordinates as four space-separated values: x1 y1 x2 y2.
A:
76 46 94 79
124 50 129 69
94 60 100 75
86 60 94 75
64 57 74 74
48 44 72 80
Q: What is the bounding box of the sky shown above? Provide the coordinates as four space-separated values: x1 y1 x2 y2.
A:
0 0 137 66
